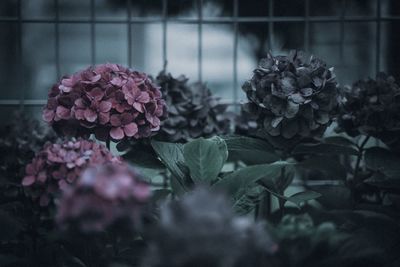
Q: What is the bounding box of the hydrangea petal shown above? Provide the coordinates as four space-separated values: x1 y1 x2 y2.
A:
22 175 36 186
110 114 122 127
124 122 138 137
99 101 112 113
84 109 98 122
56 106 71 120
42 109 55 122
110 127 125 140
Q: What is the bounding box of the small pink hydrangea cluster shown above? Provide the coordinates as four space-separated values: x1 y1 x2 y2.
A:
42 64 166 141
22 139 121 206
56 164 150 232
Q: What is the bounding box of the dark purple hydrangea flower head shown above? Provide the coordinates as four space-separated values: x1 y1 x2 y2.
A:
43 64 167 142
155 71 231 142
337 73 400 151
142 187 277 267
22 139 121 206
56 163 150 233
242 51 339 145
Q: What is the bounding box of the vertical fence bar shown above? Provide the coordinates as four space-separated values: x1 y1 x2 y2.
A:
90 0 95 65
304 0 310 52
127 0 132 67
233 0 238 112
376 0 381 72
162 0 168 70
17 0 24 110
339 0 346 60
162 0 168 189
268 0 274 51
55 0 60 78
197 0 203 82
261 0 273 219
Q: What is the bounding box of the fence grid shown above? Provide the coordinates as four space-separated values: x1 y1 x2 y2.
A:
0 0 397 107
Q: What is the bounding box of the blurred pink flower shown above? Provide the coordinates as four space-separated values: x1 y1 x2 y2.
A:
56 163 150 232
22 139 121 206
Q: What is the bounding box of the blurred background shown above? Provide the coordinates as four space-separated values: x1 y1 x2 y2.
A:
0 0 399 123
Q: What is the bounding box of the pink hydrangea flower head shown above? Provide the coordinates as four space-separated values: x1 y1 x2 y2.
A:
22 139 122 206
56 163 150 232
42 64 167 142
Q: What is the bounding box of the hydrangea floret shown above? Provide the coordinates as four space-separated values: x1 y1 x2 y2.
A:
337 73 400 150
155 71 231 142
22 139 121 206
242 50 339 140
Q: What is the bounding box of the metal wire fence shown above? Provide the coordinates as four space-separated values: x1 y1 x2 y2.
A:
0 0 399 110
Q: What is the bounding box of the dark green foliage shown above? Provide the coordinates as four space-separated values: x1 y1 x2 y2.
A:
273 214 386 267
337 73 400 153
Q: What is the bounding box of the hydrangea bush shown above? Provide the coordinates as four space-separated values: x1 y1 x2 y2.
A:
242 50 339 143
57 163 150 232
155 71 231 142
22 139 121 206
1 55 399 267
42 64 166 142
337 73 400 151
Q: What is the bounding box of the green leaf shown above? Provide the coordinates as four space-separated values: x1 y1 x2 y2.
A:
308 184 352 209
286 191 322 207
260 188 321 208
259 164 295 195
170 175 187 196
152 189 171 203
151 140 188 189
223 135 279 164
122 143 164 169
298 155 347 180
324 135 356 147
134 166 162 182
365 147 400 178
232 185 264 215
213 161 291 198
292 142 359 156
183 137 228 183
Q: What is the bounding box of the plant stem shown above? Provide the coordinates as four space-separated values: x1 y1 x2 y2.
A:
353 135 370 184
278 167 286 219
106 137 111 150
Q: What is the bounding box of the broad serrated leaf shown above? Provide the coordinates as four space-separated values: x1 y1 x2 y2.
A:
183 137 228 183
222 135 279 164
151 140 188 188
292 142 358 156
286 191 322 207
213 161 291 198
